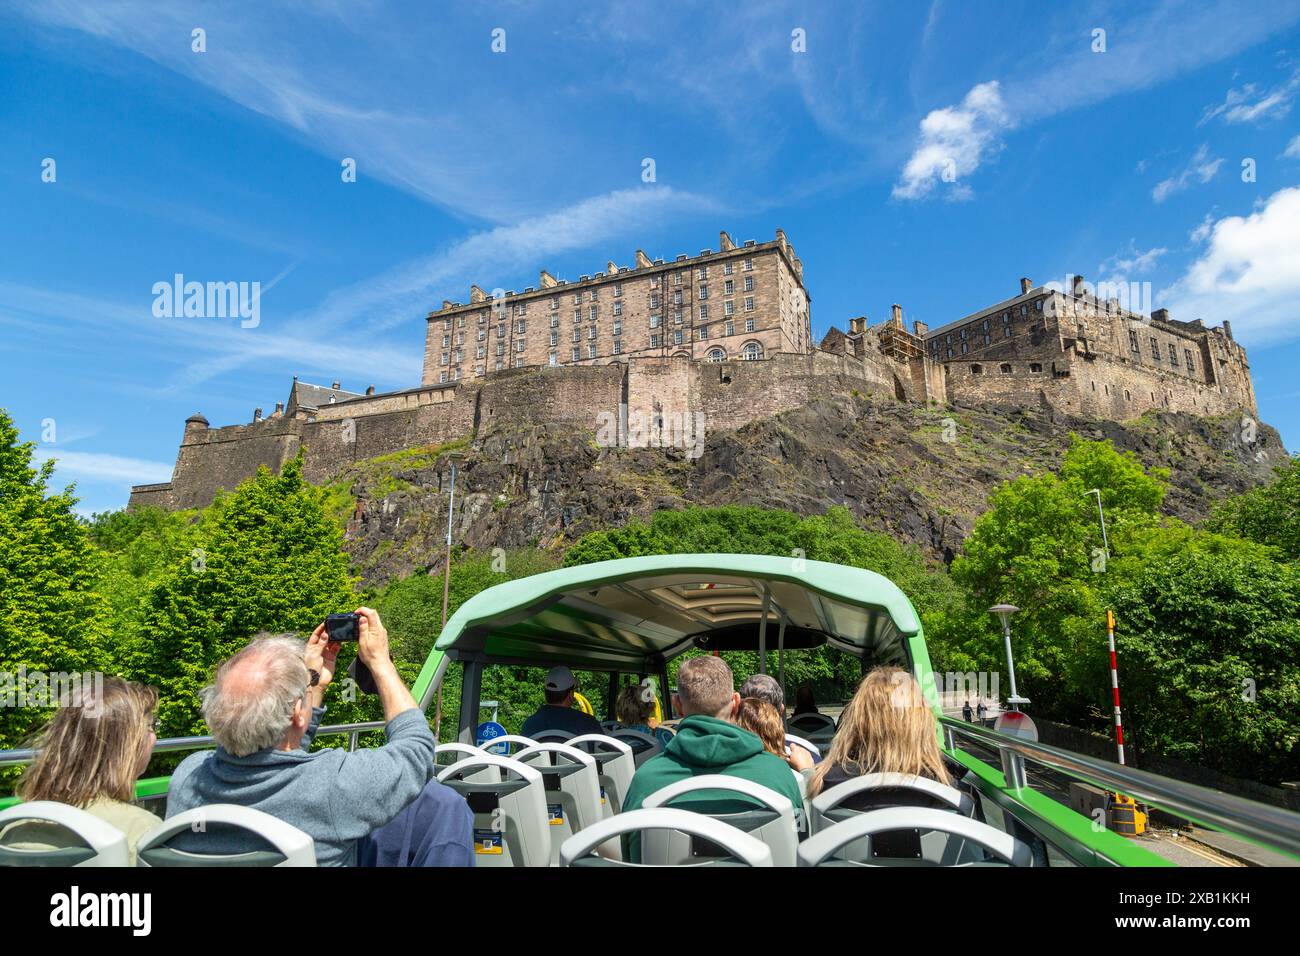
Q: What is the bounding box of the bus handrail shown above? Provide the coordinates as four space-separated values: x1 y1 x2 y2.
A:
0 720 390 769
939 716 1300 859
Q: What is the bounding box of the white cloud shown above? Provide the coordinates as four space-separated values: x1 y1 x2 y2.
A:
1189 213 1216 242
892 81 1011 201
1201 68 1300 125
1152 144 1223 203
41 450 174 486
1099 241 1168 276
1164 186 1300 345
1285 134 1300 158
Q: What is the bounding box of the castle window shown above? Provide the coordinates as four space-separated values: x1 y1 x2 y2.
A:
699 284 709 299
674 290 683 305
745 317 755 332
743 258 753 271
983 334 991 345
700 305 710 320
572 347 581 361
496 359 504 370
1000 363 1012 374
517 320 526 334
675 272 683 286
1003 325 1011 338
745 297 754 312
614 284 623 297
650 314 661 328
675 310 683 325
613 301 623 317
1020 304 1028 315
574 292 582 304
707 347 726 362
479 312 486 325
650 294 660 309
1002 312 1010 323
960 328 967 339
588 326 597 340
724 262 734 275
725 280 734 295
1030 363 1042 372
590 288 598 301
549 315 558 329
725 321 735 336
982 318 989 330
613 321 622 336
651 334 660 347
477 365 485 376
441 351 449 365
551 298 559 311
589 306 598 321
572 328 581 343
1185 349 1195 371
455 349 464 362
477 346 486 358
742 341 763 361
573 309 581 322
1129 330 1139 352
945 333 952 344
452 367 461 380
478 328 486 341
1168 343 1178 364
1125 390 1131 401
549 331 557 347
946 349 954 359
724 300 735 316
439 371 447 383
971 364 983 375
496 343 504 356
961 343 968 354
613 340 622 355
1091 381 1096 391
1151 337 1160 360
549 353 557 366
700 324 709 339
698 265 709 279
444 318 452 330
674 330 684 345
588 344 596 359
442 334 450 347
516 339 525 353
744 276 754 292
518 301 528 315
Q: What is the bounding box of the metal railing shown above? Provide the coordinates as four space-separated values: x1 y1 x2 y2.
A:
940 716 1300 859
0 720 389 769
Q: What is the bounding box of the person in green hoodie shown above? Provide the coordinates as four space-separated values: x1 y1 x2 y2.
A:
619 655 805 862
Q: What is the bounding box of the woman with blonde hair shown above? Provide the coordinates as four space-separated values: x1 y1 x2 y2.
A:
1 677 162 864
614 680 673 748
807 666 951 798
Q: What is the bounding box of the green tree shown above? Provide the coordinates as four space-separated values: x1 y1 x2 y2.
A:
1208 456 1300 560
0 410 108 775
138 455 359 739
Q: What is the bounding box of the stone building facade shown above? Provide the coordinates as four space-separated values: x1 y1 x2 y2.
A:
128 232 1258 512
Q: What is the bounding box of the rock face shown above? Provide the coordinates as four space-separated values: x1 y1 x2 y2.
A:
335 394 1285 588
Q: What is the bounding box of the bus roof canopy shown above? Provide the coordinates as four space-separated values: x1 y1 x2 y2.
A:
433 554 923 673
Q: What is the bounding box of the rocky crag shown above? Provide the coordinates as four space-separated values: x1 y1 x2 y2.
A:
327 394 1285 588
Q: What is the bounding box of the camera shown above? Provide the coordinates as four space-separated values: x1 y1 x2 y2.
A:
324 612 361 642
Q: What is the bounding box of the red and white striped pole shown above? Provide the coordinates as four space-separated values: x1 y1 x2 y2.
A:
1106 609 1125 765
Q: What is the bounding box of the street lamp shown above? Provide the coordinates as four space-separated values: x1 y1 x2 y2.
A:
440 450 466 629
989 604 1030 711
1083 488 1109 564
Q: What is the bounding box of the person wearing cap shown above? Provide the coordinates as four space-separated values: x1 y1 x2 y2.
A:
521 665 603 738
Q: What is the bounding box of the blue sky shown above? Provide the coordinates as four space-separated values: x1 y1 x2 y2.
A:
3 0 1300 515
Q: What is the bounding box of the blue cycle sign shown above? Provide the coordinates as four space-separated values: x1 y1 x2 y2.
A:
476 720 508 755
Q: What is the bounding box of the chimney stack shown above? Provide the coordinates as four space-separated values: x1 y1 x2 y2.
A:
913 320 929 337
1020 277 1032 295
331 380 341 390
469 284 488 303
719 230 737 252
253 407 263 423
539 270 558 289
891 304 903 326
1223 320 1233 341
1151 308 1169 324
274 402 284 415
1071 274 1086 296
365 385 376 396
635 249 653 269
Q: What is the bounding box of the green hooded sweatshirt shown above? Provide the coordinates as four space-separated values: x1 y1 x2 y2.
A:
619 714 806 862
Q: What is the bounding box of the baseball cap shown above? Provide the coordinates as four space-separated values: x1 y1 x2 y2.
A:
544 665 576 693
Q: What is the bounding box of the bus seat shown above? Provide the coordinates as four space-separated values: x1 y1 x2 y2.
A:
786 713 836 752
797 807 1034 867
530 729 574 744
437 755 550 867
607 727 664 767
0 801 130 867
560 808 773 867
568 734 636 816
436 742 501 783
513 743 605 863
642 775 799 866
809 772 977 861
136 805 315 867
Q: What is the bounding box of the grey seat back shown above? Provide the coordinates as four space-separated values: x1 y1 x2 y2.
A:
608 728 664 767
513 743 604 864
568 734 636 816
642 775 799 866
137 804 315 867
798 807 1034 867
560 808 773 868
437 754 550 867
0 801 130 867
810 772 978 862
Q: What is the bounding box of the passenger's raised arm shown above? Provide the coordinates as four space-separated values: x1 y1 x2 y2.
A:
355 606 418 723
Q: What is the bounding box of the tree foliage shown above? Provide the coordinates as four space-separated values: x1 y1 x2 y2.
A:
1208 455 1300 560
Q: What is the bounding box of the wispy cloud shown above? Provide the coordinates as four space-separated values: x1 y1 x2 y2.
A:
1165 186 1300 345
1200 66 1300 125
40 449 174 486
1152 144 1223 203
1285 134 1300 158
892 81 1011 201
1099 241 1168 277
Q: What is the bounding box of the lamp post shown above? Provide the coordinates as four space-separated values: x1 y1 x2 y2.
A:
989 604 1030 711
435 450 464 741
1083 488 1109 564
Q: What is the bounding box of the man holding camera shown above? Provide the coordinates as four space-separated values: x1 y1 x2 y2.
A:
165 607 472 866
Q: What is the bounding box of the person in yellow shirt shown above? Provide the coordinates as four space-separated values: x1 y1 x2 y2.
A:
1 677 161 864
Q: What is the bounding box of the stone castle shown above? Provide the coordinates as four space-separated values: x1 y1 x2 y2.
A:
129 228 1257 511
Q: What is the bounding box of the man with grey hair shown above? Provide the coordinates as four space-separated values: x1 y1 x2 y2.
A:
618 655 805 861
740 672 816 769
165 607 471 867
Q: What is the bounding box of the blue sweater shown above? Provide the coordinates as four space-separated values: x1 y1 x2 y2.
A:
166 706 436 867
